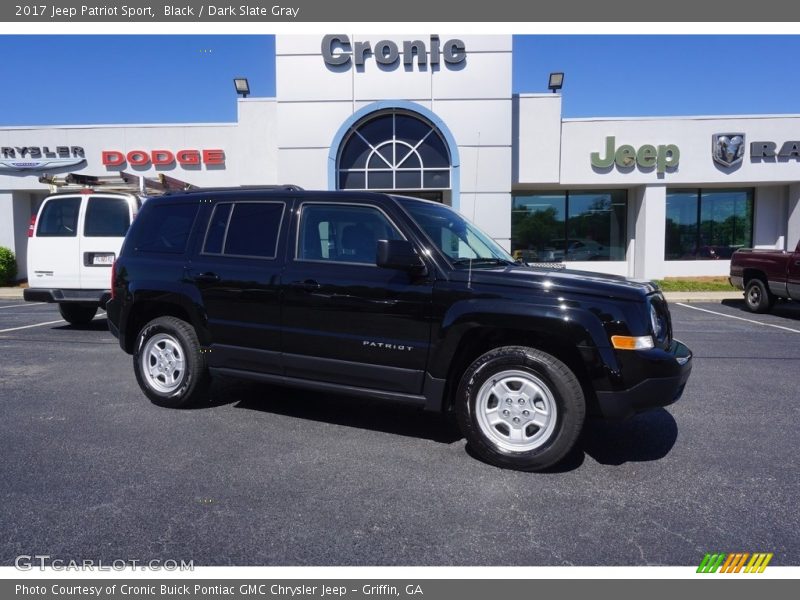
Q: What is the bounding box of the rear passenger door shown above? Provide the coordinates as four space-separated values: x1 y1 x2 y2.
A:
28 195 82 289
280 201 433 395
188 198 288 375
80 194 134 290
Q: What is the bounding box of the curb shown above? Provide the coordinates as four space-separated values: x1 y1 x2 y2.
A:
662 292 743 303
0 289 25 300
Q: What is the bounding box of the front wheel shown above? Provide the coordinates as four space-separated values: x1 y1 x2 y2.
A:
744 279 775 313
58 303 97 326
456 346 585 471
133 316 210 408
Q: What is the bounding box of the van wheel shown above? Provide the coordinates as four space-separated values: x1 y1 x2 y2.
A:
744 279 774 313
58 303 97 326
455 346 585 471
133 316 210 408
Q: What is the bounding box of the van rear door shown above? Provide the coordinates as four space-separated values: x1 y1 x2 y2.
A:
79 194 134 290
28 194 83 289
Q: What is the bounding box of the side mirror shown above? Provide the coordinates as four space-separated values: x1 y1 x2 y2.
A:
376 239 426 272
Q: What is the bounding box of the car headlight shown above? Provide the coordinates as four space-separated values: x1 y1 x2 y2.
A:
649 302 663 339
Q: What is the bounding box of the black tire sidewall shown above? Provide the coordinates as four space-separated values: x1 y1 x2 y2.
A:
58 303 97 326
133 316 207 408
456 346 585 471
745 280 772 313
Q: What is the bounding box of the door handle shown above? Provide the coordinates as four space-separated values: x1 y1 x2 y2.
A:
288 279 321 292
794 260 800 267
191 272 220 283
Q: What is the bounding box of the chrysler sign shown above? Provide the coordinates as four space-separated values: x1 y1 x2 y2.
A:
0 145 86 172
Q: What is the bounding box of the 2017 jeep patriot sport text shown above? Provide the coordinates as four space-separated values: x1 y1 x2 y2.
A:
106 189 692 471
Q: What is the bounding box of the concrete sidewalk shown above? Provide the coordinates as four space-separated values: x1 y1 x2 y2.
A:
0 286 744 303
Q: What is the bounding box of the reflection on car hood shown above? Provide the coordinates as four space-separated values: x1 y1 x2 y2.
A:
462 264 658 302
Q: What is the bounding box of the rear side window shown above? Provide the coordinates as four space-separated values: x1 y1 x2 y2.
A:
131 202 199 254
202 201 284 259
37 197 81 237
84 197 131 237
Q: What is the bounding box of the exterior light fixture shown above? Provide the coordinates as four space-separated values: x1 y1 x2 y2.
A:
233 78 250 98
548 72 564 93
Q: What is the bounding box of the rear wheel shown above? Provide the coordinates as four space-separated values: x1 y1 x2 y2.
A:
133 316 210 408
455 346 585 471
58 303 97 326
744 279 775 313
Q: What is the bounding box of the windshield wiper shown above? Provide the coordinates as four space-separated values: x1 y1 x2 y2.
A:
452 258 513 267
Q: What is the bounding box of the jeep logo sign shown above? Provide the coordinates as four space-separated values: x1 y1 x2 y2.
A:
322 34 466 69
591 136 680 175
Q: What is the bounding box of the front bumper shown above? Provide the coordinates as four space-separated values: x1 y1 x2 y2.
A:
595 339 692 420
23 288 110 306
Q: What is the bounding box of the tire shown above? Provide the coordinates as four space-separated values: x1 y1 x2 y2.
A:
455 346 585 471
58 303 98 326
744 279 775 314
133 316 210 408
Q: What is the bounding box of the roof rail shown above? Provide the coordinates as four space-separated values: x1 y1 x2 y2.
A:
165 184 305 194
38 171 196 195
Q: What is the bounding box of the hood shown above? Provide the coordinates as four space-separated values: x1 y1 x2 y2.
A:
462 264 658 302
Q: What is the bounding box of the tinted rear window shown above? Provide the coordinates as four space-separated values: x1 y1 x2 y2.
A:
223 202 284 258
37 197 81 237
131 202 199 254
84 197 131 237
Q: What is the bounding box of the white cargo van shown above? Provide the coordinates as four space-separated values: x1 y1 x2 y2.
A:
24 173 192 325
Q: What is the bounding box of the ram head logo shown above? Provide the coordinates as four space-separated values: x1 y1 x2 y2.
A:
712 133 746 168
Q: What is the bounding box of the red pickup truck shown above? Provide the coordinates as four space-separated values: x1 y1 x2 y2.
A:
730 240 800 313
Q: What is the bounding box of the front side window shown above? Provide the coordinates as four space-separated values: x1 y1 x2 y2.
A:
297 204 402 265
511 190 628 262
84 197 131 237
665 189 753 260
37 196 81 237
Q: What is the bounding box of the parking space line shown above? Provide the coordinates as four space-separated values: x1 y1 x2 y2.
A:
675 303 800 334
0 311 106 334
0 303 44 309
0 319 66 333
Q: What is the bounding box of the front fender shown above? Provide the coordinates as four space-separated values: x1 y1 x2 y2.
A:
427 297 617 380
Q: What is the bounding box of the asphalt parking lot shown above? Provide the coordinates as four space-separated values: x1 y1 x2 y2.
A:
0 298 798 566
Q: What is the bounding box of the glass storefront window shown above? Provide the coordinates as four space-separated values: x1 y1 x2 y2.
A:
337 110 451 192
511 190 627 262
665 189 753 260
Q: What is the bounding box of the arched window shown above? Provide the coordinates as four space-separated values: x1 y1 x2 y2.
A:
337 110 451 191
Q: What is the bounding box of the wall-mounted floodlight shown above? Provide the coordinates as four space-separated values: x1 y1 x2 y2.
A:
233 78 250 98
548 72 564 93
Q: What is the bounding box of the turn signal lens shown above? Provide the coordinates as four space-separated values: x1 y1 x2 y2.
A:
611 335 654 350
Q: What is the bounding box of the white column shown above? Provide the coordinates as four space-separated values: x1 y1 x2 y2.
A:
0 191 16 259
788 183 800 252
0 192 33 281
632 184 666 280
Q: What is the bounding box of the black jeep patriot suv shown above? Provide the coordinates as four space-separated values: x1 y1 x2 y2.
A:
106 189 692 471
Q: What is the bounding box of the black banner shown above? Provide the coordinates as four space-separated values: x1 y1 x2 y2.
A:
4 579 798 600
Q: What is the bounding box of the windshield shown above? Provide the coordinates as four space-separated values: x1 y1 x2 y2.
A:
400 200 514 267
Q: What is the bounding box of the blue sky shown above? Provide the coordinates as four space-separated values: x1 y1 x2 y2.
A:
1 35 799 126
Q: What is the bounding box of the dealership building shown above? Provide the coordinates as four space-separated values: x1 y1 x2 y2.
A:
2 34 799 281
